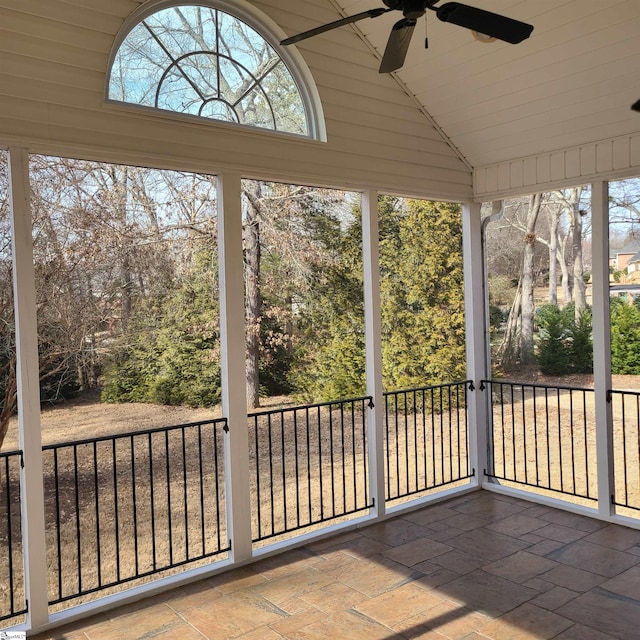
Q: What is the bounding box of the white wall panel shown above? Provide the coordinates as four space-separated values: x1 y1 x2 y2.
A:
0 0 471 200
475 132 640 200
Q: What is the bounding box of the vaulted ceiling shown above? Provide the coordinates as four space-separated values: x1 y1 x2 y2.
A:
290 0 640 170
0 0 638 200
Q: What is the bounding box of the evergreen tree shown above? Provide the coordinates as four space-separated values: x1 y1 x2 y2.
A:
292 211 366 401
536 304 570 375
568 306 593 373
380 198 466 389
611 298 640 374
535 302 592 375
102 251 222 406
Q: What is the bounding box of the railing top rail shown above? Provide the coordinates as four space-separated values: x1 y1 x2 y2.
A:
383 380 472 396
609 388 640 396
0 448 22 459
248 395 373 419
481 379 594 394
42 416 229 451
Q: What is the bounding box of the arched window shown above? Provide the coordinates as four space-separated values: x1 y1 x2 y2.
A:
107 2 322 138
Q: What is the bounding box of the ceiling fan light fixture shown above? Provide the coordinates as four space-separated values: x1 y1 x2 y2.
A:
472 30 496 43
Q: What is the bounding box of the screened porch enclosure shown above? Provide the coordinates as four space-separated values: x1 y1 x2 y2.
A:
1 0 640 636
3 152 640 638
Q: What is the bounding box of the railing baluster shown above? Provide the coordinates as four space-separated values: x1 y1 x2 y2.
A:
611 389 640 512
305 407 312 524
164 430 173 567
0 451 27 623
54 448 63 600
532 387 539 487
430 387 438 487
294 409 300 529
556 388 563 493
545 387 551 489
421 388 428 490
253 415 262 541
197 424 205 557
280 411 287 532
266 413 274 538
149 432 157 571
73 445 82 596
130 436 139 577
92 441 102 589
351 402 357 511
583 391 590 499
341 402 347 514
112 439 121 584
181 427 189 562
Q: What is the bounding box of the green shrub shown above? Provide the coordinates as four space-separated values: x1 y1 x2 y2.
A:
611 299 640 374
536 303 592 375
536 305 571 375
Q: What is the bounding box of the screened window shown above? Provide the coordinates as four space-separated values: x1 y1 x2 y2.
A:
108 4 310 136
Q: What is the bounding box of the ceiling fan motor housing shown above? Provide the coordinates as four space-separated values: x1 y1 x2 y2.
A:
383 0 428 18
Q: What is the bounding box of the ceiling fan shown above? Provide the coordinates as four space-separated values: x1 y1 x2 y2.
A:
281 1 534 73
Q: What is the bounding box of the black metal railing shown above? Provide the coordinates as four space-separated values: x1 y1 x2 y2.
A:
249 397 373 544
483 380 597 503
384 382 474 503
610 389 640 512
0 449 26 623
43 419 229 606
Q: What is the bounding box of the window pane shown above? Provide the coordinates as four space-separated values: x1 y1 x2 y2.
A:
109 6 310 136
110 23 172 106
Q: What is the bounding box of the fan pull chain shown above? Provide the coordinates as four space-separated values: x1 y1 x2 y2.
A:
424 12 429 49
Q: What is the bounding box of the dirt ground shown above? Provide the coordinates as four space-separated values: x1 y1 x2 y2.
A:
4 374 639 452
2 391 298 451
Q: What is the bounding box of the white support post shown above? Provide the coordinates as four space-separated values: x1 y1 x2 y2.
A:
9 147 49 629
361 191 385 519
217 172 252 563
591 180 614 518
462 201 487 485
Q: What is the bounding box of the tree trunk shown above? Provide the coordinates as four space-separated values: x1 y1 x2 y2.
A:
497 194 543 371
244 182 262 409
559 228 572 305
569 190 587 320
548 208 560 305
520 194 542 365
498 282 522 370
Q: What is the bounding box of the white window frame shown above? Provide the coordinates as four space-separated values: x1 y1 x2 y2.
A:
105 0 327 142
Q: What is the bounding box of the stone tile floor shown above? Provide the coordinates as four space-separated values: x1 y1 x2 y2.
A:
32 491 640 639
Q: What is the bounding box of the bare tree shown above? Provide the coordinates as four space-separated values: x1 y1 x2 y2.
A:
546 204 562 305
243 181 262 409
552 187 587 319
498 194 543 369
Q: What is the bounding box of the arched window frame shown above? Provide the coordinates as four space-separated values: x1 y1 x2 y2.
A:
105 0 326 141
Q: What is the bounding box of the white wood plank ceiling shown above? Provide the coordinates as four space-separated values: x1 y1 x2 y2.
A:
289 0 640 170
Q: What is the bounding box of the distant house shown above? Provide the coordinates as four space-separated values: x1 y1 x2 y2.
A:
627 251 640 282
610 240 640 271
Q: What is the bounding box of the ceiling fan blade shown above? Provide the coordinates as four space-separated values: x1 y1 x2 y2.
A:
632 99 640 112
281 7 391 46
379 18 416 73
435 2 533 44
